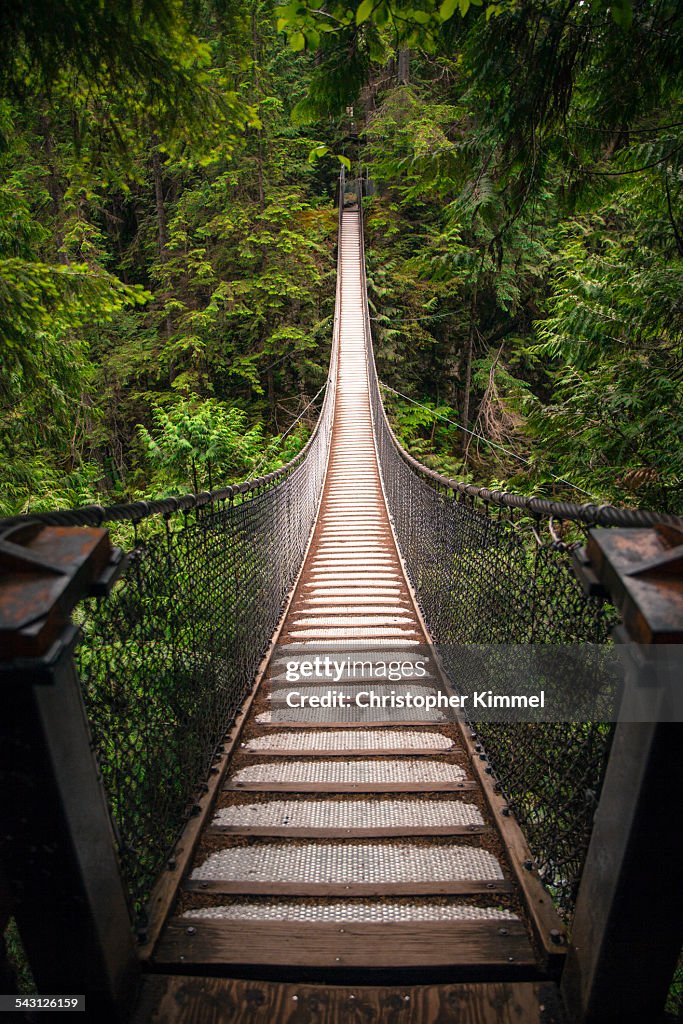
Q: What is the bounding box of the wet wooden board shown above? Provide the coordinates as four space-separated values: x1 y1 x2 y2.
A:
237 747 454 757
254 719 454 729
207 824 489 839
153 918 534 970
134 976 565 1024
182 879 513 897
224 780 478 793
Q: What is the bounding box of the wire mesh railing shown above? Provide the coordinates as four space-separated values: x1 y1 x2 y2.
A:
98 361 338 922
354 175 681 917
89 397 336 926
73 446 333 926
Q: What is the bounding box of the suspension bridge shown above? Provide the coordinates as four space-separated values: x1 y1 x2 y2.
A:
0 175 681 1023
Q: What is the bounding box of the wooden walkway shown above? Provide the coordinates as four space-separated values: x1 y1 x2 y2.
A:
141 208 567 1022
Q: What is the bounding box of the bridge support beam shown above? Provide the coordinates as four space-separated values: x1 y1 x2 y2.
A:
564 526 683 1024
0 523 139 1021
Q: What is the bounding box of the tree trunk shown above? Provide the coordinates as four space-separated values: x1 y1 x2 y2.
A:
398 49 410 85
256 137 265 211
267 365 278 431
462 289 477 460
40 111 67 261
150 135 168 262
462 326 473 446
40 113 61 211
251 7 265 211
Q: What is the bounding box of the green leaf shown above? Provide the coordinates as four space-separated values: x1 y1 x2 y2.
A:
290 30 305 50
610 0 633 28
305 27 321 49
412 10 430 23
458 0 471 14
308 144 329 163
338 155 351 170
356 0 374 25
439 0 458 19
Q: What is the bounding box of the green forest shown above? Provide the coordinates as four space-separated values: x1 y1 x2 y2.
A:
1 0 681 517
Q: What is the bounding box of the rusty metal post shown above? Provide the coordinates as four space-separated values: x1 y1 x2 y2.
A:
0 523 139 1021
564 525 683 1024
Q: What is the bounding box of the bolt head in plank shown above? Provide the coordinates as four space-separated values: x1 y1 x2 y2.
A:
0 523 118 659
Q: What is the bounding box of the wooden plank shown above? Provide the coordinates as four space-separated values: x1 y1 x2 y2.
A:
153 918 534 970
255 719 453 729
264 684 443 693
223 781 478 793
238 746 454 757
134 977 565 1024
207 824 488 839
182 879 513 897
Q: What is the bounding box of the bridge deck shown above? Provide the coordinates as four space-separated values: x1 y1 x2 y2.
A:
147 209 565 1017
